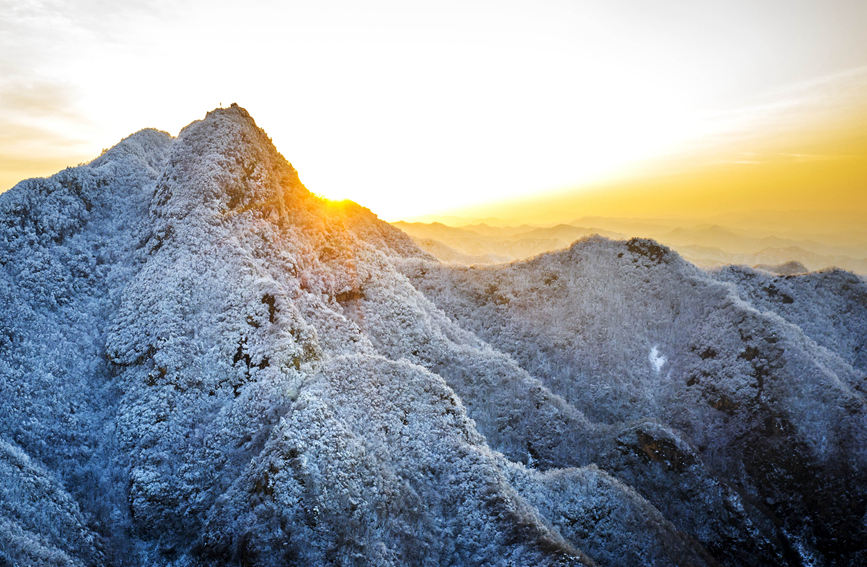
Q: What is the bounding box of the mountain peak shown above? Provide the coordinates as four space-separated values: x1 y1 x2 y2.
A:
151 104 306 225
200 102 258 130
90 128 173 174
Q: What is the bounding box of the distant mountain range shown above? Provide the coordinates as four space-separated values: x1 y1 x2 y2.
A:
1 106 864 566
393 220 867 274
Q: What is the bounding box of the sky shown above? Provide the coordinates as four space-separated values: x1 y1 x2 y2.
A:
1 0 866 222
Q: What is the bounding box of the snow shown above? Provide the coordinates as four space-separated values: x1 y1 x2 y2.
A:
0 104 864 566
648 345 666 373
402 231 867 565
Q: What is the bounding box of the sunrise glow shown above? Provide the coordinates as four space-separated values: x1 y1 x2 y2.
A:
4 4 867 564
2 1 866 224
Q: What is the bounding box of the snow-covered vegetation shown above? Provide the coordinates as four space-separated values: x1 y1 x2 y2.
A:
401 236 866 565
0 105 864 566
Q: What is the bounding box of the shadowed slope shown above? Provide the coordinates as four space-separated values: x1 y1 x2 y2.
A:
402 236 866 565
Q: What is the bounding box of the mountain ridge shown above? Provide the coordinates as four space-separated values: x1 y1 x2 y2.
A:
0 105 863 566
392 218 867 274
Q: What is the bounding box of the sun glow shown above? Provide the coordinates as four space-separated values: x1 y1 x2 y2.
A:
1 1 866 223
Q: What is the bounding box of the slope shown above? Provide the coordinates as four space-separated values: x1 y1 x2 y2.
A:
0 106 715 566
401 236 866 565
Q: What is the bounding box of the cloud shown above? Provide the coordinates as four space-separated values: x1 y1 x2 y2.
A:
0 117 92 191
0 74 91 148
0 80 82 119
711 65 867 136
0 78 94 192
0 1 168 193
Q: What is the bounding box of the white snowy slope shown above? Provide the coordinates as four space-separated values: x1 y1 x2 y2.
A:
713 264 867 373
401 236 866 566
1 105 864 566
0 106 727 567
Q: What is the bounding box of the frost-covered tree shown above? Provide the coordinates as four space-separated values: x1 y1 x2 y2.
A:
0 104 863 566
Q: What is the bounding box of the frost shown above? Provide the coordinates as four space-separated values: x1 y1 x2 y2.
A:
0 105 864 567
648 346 666 373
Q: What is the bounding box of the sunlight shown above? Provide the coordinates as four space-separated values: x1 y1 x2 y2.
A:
1 1 866 224
3 4 866 564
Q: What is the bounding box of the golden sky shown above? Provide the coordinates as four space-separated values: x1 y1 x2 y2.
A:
437 67 867 232
1 1 866 224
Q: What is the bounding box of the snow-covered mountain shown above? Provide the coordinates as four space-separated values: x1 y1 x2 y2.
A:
0 105 863 566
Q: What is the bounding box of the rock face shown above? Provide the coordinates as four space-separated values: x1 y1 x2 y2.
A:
0 105 863 566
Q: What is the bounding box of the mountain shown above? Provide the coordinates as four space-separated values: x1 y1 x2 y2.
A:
392 221 625 265
0 105 864 566
393 219 867 274
754 261 809 275
401 237 866 566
